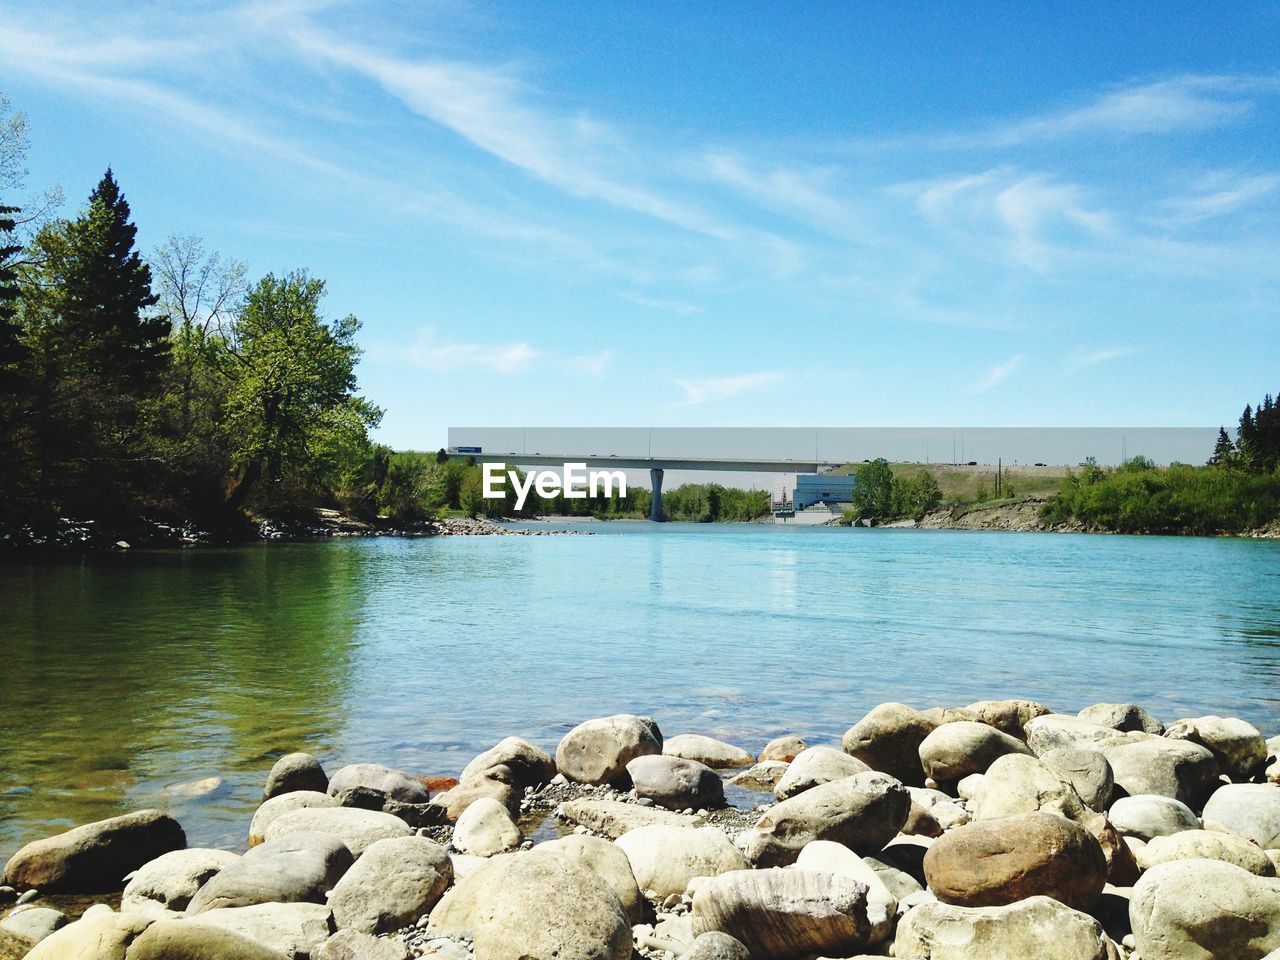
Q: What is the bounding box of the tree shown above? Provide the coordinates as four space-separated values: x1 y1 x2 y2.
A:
223 270 382 509
905 469 942 517
1210 427 1235 466
851 459 895 520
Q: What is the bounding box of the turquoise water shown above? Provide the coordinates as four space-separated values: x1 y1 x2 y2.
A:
2 524 1279 855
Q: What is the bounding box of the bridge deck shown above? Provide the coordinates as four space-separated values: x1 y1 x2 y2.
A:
449 452 845 473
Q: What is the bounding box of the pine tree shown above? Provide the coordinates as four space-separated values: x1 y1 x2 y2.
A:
1210 427 1235 466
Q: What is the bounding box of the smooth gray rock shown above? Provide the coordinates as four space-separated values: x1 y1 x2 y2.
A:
795 840 897 945
1025 715 1123 756
0 907 65 943
537 834 645 924
1138 829 1277 876
1202 783 1280 850
728 761 788 792
1109 795 1200 842
555 799 700 839
189 902 334 959
327 764 429 804
2 811 186 893
123 917 291 959
262 806 412 857
760 735 808 763
685 931 751 960
1165 716 1269 781
313 928 410 960
895 896 1116 960
627 755 724 810
1079 702 1164 735
121 848 241 915
842 703 936 786
23 912 153 960
451 797 521 857
918 721 1033 781
186 831 353 914
249 791 339 846
663 734 754 769
556 714 663 786
1104 738 1220 807
264 753 328 800
328 835 452 934
1042 747 1114 811
460 737 557 791
774 746 871 800
615 825 748 899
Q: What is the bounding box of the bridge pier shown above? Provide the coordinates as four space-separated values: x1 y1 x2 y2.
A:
649 468 664 521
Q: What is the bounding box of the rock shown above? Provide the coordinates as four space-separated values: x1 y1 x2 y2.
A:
556 799 701 838
451 797 521 857
615 825 748 899
626 755 724 810
23 912 152 960
923 811 1107 911
1042 747 1115 811
264 754 328 800
163 777 229 802
1139 829 1277 876
186 831 353 914
1025 715 1123 755
920 706 981 726
964 699 1053 739
864 855 924 901
690 868 871 960
895 896 1116 960
327 836 451 934
795 840 897 945
327 764 430 804
760 735 807 763
1130 859 1280 960
774 747 871 800
1104 738 1220 807
956 773 985 801
2 811 186 893
0 930 33 960
918 721 1032 782
430 853 632 960
1079 702 1165 735
431 776 519 822
663 734 754 769
1202 783 1280 849
0 907 66 943
556 714 663 786
906 787 969 832
743 772 910 867
728 762 788 791
685 931 751 960
969 752 1091 823
842 703 937 787
1109 795 1201 842
189 902 334 959
313 929 410 960
121 848 241 915
249 791 340 846
125 917 294 959
460 737 557 791
1165 716 1268 780
537 834 644 923
262 806 412 857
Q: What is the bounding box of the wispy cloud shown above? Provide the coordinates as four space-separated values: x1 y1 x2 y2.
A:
969 355 1026 395
407 329 540 374
1066 347 1132 372
621 293 702 316
673 371 785 406
561 350 615 377
1161 172 1280 224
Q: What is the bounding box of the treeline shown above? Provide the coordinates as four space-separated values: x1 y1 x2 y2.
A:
0 96 388 527
1042 394 1280 535
842 459 942 523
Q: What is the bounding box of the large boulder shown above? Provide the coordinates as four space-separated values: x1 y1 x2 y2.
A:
1079 702 1164 735
264 753 328 800
663 734 754 769
895 896 1117 960
23 911 153 960
1025 715 1122 756
1104 738 1220 807
794 840 897 945
842 703 936 786
905 787 969 834
1130 859 1280 960
969 752 1091 823
249 792 339 846
729 762 788 792
1139 829 1277 876
312 929 410 960
125 917 291 959
923 811 1107 911
262 806 411 857
460 737 557 791
964 699 1052 739
431 775 519 823
691 868 871 960
0 907 66 943
686 932 750 960
3 811 186 892
615 825 747 899
0 931 34 960
555 799 700 839
626 755 724 810
1165 716 1269 780
742 772 910 868
121 848 241 915
537 835 645 924
327 835 451 934
917 721 1032 782
327 764 428 804
1202 783 1280 849
451 797 521 857
760 735 807 763
428 853 632 960
556 715 662 786
1110 795 1201 842
186 831 352 914
188 902 333 959
1041 747 1114 811
774 747 871 800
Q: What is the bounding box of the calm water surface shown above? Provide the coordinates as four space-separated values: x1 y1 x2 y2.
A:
2 524 1279 855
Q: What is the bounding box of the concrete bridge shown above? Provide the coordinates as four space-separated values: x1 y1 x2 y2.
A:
447 450 844 521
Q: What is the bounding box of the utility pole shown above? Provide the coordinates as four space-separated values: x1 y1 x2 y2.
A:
997 458 1002 497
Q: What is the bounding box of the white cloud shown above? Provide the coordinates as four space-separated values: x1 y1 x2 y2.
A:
1066 347 1132 372
969 355 1026 395
561 350 614 377
621 293 702 316
1162 173 1280 223
673 371 785 406
408 329 540 374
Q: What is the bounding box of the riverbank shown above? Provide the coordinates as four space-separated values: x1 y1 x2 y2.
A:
1 701 1277 959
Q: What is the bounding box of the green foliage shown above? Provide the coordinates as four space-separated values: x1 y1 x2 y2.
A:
851 458 895 519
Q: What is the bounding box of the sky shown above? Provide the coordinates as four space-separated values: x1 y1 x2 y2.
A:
1 0 1278 452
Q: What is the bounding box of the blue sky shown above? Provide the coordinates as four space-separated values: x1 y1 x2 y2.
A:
1 1 1278 450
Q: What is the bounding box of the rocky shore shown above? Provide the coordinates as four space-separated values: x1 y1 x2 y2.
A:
2 702 1279 960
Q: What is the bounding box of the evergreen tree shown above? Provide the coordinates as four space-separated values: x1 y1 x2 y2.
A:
1210 427 1235 466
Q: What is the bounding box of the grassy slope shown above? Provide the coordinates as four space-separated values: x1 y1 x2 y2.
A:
831 461 1072 504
